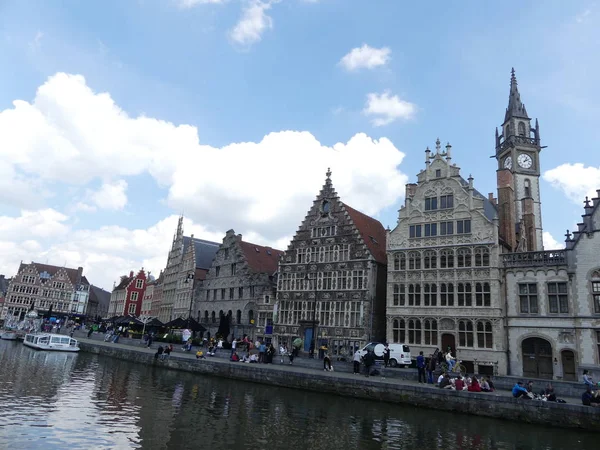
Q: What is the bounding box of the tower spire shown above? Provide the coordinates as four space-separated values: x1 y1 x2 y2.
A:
505 67 529 122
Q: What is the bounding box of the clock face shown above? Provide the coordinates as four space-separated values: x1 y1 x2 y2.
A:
517 153 533 169
503 156 512 170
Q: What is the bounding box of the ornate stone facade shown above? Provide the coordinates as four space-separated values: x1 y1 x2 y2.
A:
387 140 507 375
193 229 282 341
274 170 387 358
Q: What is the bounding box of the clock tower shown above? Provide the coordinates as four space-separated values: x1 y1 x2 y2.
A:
495 68 543 252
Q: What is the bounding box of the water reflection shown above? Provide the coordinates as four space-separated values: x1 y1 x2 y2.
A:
0 339 596 449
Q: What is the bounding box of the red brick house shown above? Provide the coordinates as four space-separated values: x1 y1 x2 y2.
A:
108 268 147 317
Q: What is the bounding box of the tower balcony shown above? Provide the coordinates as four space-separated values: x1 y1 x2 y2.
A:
497 135 539 153
502 250 566 268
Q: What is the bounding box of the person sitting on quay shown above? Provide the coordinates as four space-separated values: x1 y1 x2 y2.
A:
439 373 453 389
480 377 493 392
454 375 466 391
155 345 164 360
540 383 556 402
323 353 333 372
196 350 205 359
512 381 531 399
182 338 193 352
581 384 600 407
583 369 594 388
468 376 482 392
249 353 259 363
231 351 240 362
162 344 173 360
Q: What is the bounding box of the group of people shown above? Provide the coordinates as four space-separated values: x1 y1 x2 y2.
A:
511 380 558 401
582 370 600 407
439 373 495 392
154 344 173 360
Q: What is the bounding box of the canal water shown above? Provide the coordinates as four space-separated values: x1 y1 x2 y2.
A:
0 340 595 450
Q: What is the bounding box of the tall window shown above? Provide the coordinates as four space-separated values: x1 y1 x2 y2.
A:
408 284 421 306
440 194 454 209
424 250 437 269
394 253 406 270
393 284 405 306
229 288 234 300
130 292 138 302
238 287 244 298
474 247 490 267
408 252 421 270
477 321 493 348
597 331 600 362
136 279 143 289
547 282 568 314
440 249 454 268
457 248 472 268
409 225 422 238
221 289 226 300
440 283 454 306
475 282 491 307
440 221 454 235
518 121 526 136
524 179 531 197
456 220 471 234
231 263 237 276
592 280 600 314
424 284 437 306
128 303 136 314
408 319 421 344
215 266 220 277
459 320 474 347
351 270 364 290
393 319 406 343
424 319 438 345
425 197 438 211
519 283 538 314
424 223 438 237
457 283 472 307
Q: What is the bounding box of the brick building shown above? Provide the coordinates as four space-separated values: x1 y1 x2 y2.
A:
108 268 148 317
194 229 283 341
274 170 387 358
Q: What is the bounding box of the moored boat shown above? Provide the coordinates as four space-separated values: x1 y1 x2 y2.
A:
23 333 80 352
0 330 18 340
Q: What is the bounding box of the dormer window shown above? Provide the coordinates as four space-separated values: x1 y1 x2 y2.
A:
322 200 330 214
435 169 441 177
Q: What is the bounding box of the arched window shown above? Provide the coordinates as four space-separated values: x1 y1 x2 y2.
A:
524 179 531 197
458 320 474 347
408 319 421 344
424 284 437 306
440 249 454 268
518 121 526 136
424 250 437 269
474 247 490 267
408 284 421 306
440 283 455 306
211 311 216 323
475 282 491 307
457 248 471 268
236 310 242 324
394 254 400 270
476 321 493 348
322 200 330 214
408 252 421 270
333 245 340 262
392 319 406 343
248 310 254 324
424 319 438 345
590 270 600 313
204 310 209 322
457 283 472 307
505 125 510 137
392 284 406 306
394 253 406 270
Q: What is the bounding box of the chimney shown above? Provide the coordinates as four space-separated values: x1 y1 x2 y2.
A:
488 193 497 206
129 270 134 278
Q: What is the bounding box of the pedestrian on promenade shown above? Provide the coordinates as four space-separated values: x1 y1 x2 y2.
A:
363 349 375 377
383 344 390 368
416 351 426 383
323 353 333 372
583 369 594 387
231 338 238 358
427 353 436 384
147 333 153 348
353 349 361 374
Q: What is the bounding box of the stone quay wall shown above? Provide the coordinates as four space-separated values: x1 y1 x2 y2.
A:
80 342 600 431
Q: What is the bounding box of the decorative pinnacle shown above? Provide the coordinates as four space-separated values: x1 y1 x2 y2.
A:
511 67 517 84
584 196 591 208
435 138 441 153
326 167 332 179
565 229 572 241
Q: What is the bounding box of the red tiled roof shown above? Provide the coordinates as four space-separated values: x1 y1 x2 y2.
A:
342 203 387 264
240 241 284 273
20 262 84 286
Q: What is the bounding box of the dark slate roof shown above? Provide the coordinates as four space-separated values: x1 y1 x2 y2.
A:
89 285 111 307
114 276 133 291
183 236 220 270
458 176 497 221
0 275 10 295
239 241 284 273
20 262 84 286
342 203 387 264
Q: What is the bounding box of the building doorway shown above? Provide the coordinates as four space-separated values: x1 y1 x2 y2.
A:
522 337 553 379
561 350 577 381
304 327 314 352
441 333 456 356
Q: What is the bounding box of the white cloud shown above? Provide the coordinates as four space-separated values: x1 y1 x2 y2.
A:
229 0 275 47
576 8 592 23
339 44 391 71
363 91 416 126
29 31 43 51
543 163 600 204
543 231 563 250
0 73 410 288
175 0 227 8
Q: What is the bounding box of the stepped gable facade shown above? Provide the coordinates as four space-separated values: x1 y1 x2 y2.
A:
387 139 505 374
274 169 387 357
2 262 88 321
108 268 147 317
194 229 283 341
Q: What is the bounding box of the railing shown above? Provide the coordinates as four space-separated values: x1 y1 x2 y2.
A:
497 135 539 152
502 250 566 268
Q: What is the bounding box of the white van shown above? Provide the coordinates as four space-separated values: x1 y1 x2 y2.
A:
359 342 412 367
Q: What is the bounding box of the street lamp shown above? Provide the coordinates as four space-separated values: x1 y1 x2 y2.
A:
304 273 317 358
184 272 195 332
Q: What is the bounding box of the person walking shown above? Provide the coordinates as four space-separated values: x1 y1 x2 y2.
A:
383 344 390 368
363 349 375 377
416 351 426 383
353 349 361 374
427 353 436 384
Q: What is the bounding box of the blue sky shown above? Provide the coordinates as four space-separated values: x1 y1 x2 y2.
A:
1 0 599 290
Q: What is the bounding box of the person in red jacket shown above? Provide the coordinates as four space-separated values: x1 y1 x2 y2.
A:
468 376 482 392
454 376 466 391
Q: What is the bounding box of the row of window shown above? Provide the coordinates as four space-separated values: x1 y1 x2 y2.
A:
310 225 337 238
19 276 67 290
519 282 570 314
277 300 363 328
391 282 492 307
278 270 366 292
393 247 490 270
425 194 454 211
409 219 471 238
296 245 351 264
206 286 261 301
391 319 493 348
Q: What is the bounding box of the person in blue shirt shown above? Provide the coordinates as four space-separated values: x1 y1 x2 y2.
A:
416 351 426 383
512 381 530 399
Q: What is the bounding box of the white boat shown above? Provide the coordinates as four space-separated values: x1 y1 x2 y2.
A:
0 330 18 340
23 333 80 352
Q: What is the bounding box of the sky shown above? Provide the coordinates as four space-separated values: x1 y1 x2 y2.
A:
1 0 599 291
